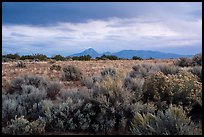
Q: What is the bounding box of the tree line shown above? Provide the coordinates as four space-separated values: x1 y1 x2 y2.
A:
2 53 146 61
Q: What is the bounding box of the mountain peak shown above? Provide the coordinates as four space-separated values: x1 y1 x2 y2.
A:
71 48 99 58
84 48 96 52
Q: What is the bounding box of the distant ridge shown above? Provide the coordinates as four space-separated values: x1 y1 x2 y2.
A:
70 48 193 59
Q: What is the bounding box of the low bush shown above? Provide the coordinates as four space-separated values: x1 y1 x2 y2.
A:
192 53 202 66
132 56 142 60
158 64 180 75
62 65 83 81
7 75 49 94
174 57 192 67
131 105 201 135
16 61 26 68
189 66 202 82
50 64 61 71
46 82 62 100
123 77 144 102
2 116 46 135
101 68 116 78
142 71 202 110
51 55 65 61
47 59 56 64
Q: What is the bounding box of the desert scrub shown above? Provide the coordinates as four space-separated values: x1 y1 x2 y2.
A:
47 59 56 64
188 66 202 82
129 63 159 78
131 105 201 135
50 64 61 71
142 71 171 103
158 64 180 75
7 75 49 94
169 71 202 108
15 60 26 68
2 85 47 123
62 65 83 81
174 57 192 67
46 81 62 100
81 76 94 89
101 68 116 77
123 76 144 102
2 116 46 135
192 53 202 66
142 71 202 110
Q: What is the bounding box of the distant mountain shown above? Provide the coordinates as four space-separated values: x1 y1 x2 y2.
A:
70 48 100 58
102 52 112 55
70 48 193 59
112 50 192 59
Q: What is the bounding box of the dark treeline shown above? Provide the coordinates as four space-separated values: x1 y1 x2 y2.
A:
2 53 146 61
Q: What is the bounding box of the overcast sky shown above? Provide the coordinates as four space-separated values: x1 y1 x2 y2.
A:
2 2 202 56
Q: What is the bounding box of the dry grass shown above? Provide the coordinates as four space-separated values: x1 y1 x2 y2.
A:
2 59 174 90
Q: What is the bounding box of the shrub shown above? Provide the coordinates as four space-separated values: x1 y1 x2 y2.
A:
72 55 92 61
47 59 56 64
142 71 202 109
81 76 94 89
52 55 65 61
2 98 21 126
50 64 61 71
158 64 180 75
101 68 116 77
131 105 201 135
3 53 20 60
62 65 83 81
129 64 159 78
2 116 46 135
2 116 29 135
192 53 202 66
16 61 26 68
7 75 49 94
189 66 202 82
132 56 142 60
46 82 62 100
123 77 144 102
174 57 192 67
96 55 119 60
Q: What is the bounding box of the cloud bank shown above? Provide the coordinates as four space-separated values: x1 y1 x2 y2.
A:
2 2 202 56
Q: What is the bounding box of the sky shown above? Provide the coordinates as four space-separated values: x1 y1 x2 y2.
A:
2 2 202 56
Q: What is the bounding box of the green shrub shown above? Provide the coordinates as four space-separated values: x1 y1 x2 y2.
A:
62 65 83 81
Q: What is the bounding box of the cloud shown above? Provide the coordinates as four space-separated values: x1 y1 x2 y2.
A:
2 15 202 55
